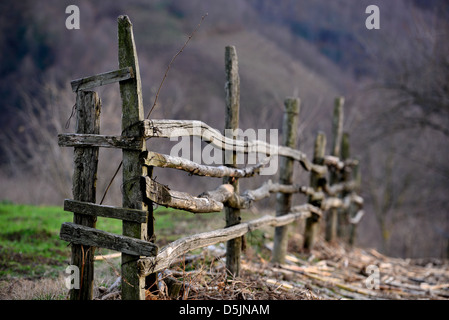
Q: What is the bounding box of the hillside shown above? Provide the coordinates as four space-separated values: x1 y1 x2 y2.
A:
0 0 448 261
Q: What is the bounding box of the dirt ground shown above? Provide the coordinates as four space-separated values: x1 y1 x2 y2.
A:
1 239 448 300
109 240 449 300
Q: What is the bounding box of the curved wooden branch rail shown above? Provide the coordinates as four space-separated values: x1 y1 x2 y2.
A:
143 119 329 175
137 204 321 276
141 150 271 178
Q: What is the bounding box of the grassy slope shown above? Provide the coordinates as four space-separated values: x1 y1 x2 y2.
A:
0 202 241 279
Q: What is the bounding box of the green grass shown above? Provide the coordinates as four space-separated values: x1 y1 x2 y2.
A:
0 201 270 280
0 202 230 279
0 203 70 278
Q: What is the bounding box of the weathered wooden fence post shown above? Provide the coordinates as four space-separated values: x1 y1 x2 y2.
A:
338 132 351 240
303 131 326 250
70 90 101 300
223 45 241 277
326 97 344 242
272 97 300 264
348 159 362 246
118 15 151 300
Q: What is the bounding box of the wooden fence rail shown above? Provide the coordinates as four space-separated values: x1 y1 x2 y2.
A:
137 204 322 276
57 15 364 300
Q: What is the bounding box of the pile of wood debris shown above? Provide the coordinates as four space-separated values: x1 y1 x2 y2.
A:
98 240 449 300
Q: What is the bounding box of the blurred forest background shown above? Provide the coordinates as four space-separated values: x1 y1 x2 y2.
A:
0 0 448 259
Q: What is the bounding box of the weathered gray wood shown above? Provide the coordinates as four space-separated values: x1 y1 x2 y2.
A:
326 97 344 242
349 160 362 245
69 90 101 300
324 155 359 173
325 180 358 196
304 131 326 250
142 119 328 174
324 155 345 170
223 46 241 277
71 67 134 92
142 175 315 213
58 133 143 150
338 132 351 240
64 199 148 223
227 180 310 209
298 186 326 202
137 204 320 276
319 193 363 211
60 222 158 256
331 97 344 158
118 15 150 300
349 210 365 225
321 197 344 210
199 184 235 205
272 97 300 264
141 150 270 178
141 176 227 213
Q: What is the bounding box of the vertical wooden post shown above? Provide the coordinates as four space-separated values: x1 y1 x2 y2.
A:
272 97 300 264
338 132 351 240
303 131 326 250
70 91 101 300
118 15 150 300
349 159 361 246
223 46 241 278
326 96 344 242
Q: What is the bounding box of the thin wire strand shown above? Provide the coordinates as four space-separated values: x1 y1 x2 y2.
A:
100 161 122 205
99 13 207 205
146 13 208 119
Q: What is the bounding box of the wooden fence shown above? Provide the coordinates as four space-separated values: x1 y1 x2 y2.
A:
58 15 364 300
